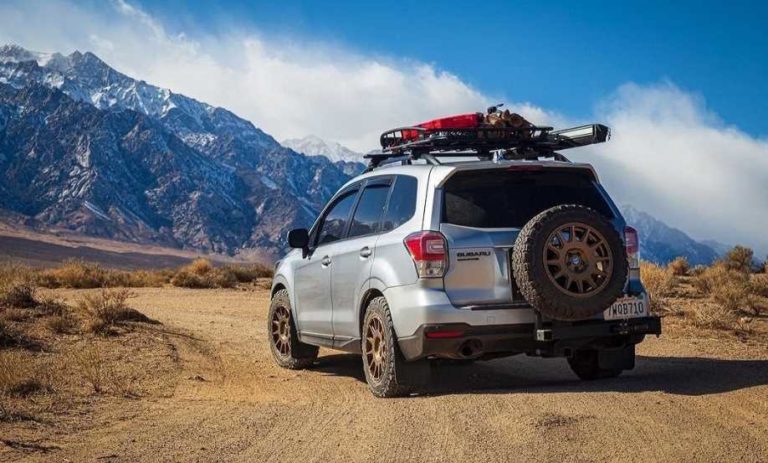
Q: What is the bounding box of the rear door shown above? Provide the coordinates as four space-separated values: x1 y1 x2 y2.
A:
331 177 392 343
439 167 614 307
294 186 360 339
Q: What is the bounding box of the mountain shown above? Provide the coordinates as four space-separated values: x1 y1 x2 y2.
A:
282 135 366 176
620 205 721 265
700 239 732 258
0 45 729 264
0 44 352 258
282 134 363 163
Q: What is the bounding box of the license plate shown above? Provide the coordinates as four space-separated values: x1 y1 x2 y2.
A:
604 295 648 320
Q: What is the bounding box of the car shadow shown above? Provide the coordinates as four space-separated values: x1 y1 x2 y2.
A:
310 353 768 397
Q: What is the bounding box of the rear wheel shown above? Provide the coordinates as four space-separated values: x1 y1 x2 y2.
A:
268 289 318 369
567 349 623 380
362 297 427 398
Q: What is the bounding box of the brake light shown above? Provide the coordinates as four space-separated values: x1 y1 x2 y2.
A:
624 226 640 269
404 231 448 278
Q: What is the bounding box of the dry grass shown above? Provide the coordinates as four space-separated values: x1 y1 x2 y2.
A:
171 258 237 289
693 264 755 313
0 351 55 397
37 259 169 289
0 264 38 308
227 263 273 283
77 289 157 335
640 261 678 314
3 258 273 291
751 273 768 298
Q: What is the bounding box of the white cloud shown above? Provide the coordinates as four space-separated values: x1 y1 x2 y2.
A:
0 0 766 253
571 83 768 254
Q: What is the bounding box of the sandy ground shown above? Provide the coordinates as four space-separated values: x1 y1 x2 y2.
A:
6 287 768 462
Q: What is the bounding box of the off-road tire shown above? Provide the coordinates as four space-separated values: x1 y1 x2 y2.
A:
268 289 318 369
362 297 422 398
512 204 627 321
567 349 623 380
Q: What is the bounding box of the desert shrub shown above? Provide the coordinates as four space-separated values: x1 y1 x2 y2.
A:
667 257 690 276
78 289 155 334
640 261 677 314
693 264 755 313
0 352 54 396
73 345 106 393
226 263 273 282
187 258 213 276
38 259 107 288
641 260 677 297
723 245 755 273
70 344 137 396
171 259 237 289
38 260 167 288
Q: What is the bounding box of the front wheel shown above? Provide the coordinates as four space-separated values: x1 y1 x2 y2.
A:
362 297 428 397
268 289 318 369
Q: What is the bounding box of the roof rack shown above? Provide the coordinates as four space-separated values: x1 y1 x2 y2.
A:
365 123 610 170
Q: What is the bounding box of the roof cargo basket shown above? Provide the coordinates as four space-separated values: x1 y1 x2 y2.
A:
366 110 610 170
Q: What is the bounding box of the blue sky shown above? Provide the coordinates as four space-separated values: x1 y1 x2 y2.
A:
0 0 767 252
139 0 768 137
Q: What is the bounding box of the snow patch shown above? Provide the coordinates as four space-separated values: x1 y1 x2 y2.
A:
83 201 111 220
260 175 278 190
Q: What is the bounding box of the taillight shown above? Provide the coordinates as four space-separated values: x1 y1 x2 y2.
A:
404 231 448 278
624 226 640 269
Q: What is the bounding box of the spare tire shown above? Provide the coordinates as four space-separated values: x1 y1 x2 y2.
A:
511 204 627 321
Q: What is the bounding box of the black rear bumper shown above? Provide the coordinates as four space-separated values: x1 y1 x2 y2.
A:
398 316 661 361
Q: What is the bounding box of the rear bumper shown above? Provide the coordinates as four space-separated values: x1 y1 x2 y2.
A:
398 316 661 361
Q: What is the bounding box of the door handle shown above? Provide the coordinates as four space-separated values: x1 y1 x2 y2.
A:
321 256 332 266
359 247 372 258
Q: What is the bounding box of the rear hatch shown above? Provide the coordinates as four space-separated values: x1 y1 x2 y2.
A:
439 166 617 307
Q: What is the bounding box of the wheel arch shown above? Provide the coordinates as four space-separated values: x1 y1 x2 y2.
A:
357 278 388 337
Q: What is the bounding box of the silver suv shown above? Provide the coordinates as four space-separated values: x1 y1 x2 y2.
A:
269 118 661 397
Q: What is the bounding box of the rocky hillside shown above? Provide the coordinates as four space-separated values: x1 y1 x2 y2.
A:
0 45 351 258
621 205 721 265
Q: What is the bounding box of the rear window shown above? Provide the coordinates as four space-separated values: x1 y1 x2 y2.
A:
442 169 613 228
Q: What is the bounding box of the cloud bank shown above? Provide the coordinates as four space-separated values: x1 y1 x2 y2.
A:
0 0 765 253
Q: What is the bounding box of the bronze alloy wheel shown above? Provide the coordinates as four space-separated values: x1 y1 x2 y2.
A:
543 222 613 297
271 305 292 358
364 315 387 382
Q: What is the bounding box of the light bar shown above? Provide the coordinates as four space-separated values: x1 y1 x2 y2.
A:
550 124 610 147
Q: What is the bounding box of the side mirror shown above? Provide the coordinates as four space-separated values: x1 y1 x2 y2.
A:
288 228 309 250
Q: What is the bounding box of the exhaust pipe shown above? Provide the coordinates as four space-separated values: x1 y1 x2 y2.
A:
458 339 484 359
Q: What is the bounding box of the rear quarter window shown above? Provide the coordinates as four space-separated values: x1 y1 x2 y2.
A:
442 169 613 228
381 175 418 232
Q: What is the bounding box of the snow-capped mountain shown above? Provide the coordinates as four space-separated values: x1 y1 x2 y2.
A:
0 44 352 257
282 135 364 164
620 205 721 265
0 44 728 263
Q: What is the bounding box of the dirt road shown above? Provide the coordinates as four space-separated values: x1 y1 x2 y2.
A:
13 288 768 462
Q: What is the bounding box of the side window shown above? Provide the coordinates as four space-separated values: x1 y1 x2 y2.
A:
316 190 358 246
348 184 390 238
382 176 418 232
